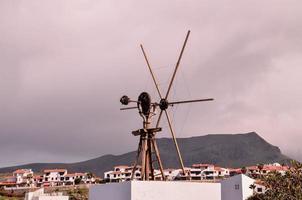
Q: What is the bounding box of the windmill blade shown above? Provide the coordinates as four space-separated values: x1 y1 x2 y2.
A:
120 106 137 110
165 30 190 100
140 44 163 99
169 98 214 106
155 110 163 128
164 110 186 174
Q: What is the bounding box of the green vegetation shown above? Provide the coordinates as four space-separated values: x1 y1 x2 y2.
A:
248 160 302 200
0 195 21 200
66 188 88 200
74 177 82 185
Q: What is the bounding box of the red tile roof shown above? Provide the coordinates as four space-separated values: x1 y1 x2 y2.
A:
75 173 85 176
65 174 76 177
214 167 223 172
192 164 214 168
13 169 31 174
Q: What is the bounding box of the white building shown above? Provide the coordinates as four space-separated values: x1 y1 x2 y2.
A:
13 169 34 187
104 166 141 182
94 172 268 200
43 169 68 187
90 181 221 200
221 174 260 200
246 163 289 178
104 164 232 182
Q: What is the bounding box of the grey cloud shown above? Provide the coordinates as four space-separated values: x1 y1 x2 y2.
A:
0 0 302 167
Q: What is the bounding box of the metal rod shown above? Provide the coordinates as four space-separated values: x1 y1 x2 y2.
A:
120 106 137 110
140 44 163 99
165 30 190 100
164 110 186 174
169 98 214 105
155 110 163 128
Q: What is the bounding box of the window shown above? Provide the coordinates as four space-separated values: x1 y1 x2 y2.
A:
235 184 240 190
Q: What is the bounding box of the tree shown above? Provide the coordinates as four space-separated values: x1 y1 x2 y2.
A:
86 172 94 179
249 184 256 195
241 166 247 174
248 160 302 200
257 163 264 172
74 177 82 185
257 163 264 178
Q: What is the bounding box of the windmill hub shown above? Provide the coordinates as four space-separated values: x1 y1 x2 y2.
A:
159 99 169 110
138 92 151 116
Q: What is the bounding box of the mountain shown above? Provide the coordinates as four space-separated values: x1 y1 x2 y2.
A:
0 132 291 177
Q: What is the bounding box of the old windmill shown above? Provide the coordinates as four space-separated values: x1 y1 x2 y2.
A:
120 30 214 181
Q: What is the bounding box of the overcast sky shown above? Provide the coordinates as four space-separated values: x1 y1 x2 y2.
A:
0 0 301 167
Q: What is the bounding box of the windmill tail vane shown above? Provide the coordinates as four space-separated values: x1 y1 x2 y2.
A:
120 30 214 181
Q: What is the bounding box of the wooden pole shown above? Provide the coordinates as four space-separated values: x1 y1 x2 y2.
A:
151 138 166 180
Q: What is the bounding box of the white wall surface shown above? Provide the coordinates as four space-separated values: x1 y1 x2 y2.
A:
36 196 69 200
89 181 221 200
90 182 131 200
131 181 221 200
25 188 69 200
241 176 254 200
221 174 254 200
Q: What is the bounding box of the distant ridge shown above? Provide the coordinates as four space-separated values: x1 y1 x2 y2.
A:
0 132 291 177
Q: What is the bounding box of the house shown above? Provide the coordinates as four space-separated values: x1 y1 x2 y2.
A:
0 176 17 189
33 175 43 187
246 163 289 178
214 167 230 178
162 169 181 181
191 164 229 180
13 169 34 187
104 164 232 182
104 165 141 182
43 169 67 187
221 174 265 200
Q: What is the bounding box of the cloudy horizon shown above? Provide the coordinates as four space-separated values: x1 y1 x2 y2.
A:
0 0 301 168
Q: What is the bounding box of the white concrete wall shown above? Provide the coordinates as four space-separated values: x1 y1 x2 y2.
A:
221 174 254 200
89 181 221 200
241 176 254 200
90 182 131 200
26 188 69 200
36 196 69 200
131 181 221 200
221 175 242 200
